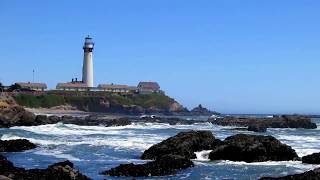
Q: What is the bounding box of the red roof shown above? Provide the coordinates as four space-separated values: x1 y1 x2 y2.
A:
98 84 129 89
56 82 88 88
138 82 160 90
16 82 47 89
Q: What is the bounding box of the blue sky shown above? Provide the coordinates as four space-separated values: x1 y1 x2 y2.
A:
1 1 320 114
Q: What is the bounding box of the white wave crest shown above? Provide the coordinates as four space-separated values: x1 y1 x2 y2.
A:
9 122 179 136
1 129 167 151
194 150 213 161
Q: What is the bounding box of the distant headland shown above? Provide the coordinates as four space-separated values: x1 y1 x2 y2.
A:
0 36 218 115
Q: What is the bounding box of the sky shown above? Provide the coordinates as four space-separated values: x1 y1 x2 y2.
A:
0 0 320 114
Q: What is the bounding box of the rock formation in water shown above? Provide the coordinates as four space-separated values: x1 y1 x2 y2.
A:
302 152 320 164
190 104 220 116
209 134 299 163
260 168 320 180
0 139 36 152
0 105 36 128
102 154 194 177
247 124 267 132
141 130 221 160
0 155 90 180
209 115 317 130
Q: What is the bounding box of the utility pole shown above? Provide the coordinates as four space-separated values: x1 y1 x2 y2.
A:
32 69 35 83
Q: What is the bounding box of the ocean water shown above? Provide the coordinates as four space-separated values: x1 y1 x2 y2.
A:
0 118 320 180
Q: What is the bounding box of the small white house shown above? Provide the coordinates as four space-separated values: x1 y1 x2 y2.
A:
97 84 131 93
137 82 161 94
56 82 89 91
16 82 47 91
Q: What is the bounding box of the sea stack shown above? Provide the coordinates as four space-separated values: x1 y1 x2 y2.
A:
82 36 94 87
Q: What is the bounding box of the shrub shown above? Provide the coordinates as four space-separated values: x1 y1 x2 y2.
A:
14 94 65 108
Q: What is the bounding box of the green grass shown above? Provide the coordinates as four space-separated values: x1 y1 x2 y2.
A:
132 94 173 109
13 93 175 111
65 96 100 106
111 95 134 106
14 94 65 108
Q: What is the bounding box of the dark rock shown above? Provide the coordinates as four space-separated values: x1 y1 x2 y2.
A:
0 155 90 180
209 134 298 163
102 154 194 177
32 115 61 125
0 139 36 152
19 111 36 126
302 153 320 164
135 116 204 125
103 118 131 127
248 124 267 132
35 115 47 123
48 160 74 169
0 106 36 127
48 115 61 123
190 104 214 115
260 168 320 180
0 155 17 173
0 104 203 128
210 115 317 129
59 115 132 127
61 115 76 123
141 130 220 160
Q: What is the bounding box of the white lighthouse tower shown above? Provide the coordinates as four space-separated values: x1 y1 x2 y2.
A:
82 36 94 87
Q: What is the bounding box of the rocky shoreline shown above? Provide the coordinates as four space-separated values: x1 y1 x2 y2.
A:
1 104 318 131
260 168 320 180
102 154 194 177
0 155 90 180
102 130 320 178
0 101 211 128
0 139 90 180
1 132 320 179
209 115 317 132
0 139 36 152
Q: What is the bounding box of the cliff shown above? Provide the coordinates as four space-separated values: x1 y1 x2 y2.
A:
13 93 189 115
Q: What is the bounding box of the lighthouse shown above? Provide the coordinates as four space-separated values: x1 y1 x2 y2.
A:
82 36 94 87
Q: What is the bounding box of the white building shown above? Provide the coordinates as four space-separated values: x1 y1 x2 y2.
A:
56 82 88 91
16 82 47 91
82 36 94 87
137 82 161 94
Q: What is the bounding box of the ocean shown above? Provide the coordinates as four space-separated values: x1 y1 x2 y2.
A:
0 116 319 180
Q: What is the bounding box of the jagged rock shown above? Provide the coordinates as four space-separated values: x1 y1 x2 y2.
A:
0 95 207 128
61 115 76 122
35 115 48 124
136 117 204 125
141 130 220 160
48 115 61 123
102 154 194 177
209 134 298 163
0 155 90 180
0 106 36 127
0 155 17 172
210 115 317 129
260 168 320 180
302 153 320 164
104 118 131 127
169 102 187 112
0 139 36 152
190 104 215 115
248 124 267 132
